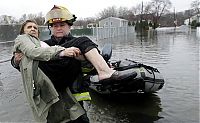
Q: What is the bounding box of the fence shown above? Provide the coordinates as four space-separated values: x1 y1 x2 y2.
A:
0 25 50 42
92 26 135 40
197 27 200 38
0 25 21 41
0 25 93 41
0 25 135 42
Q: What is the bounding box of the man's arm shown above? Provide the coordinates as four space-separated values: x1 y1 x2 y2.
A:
11 56 20 71
10 52 23 71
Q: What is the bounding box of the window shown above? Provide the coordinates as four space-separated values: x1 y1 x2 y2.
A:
105 22 108 26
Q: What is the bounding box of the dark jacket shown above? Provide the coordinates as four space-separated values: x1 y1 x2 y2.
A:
39 34 82 91
40 34 97 123
39 34 98 91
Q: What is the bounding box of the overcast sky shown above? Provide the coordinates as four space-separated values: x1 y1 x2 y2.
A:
0 0 193 19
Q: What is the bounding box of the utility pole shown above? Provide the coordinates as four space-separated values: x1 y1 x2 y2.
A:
140 1 143 36
173 7 177 28
188 9 191 34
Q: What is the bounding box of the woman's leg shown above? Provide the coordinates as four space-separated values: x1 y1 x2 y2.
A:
62 36 136 81
84 48 115 80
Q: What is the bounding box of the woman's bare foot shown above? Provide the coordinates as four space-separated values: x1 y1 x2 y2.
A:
98 70 116 81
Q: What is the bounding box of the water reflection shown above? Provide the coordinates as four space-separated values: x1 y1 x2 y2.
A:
93 27 199 123
97 30 170 68
88 92 162 123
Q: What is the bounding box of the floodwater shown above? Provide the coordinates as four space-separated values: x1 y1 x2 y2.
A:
0 27 199 123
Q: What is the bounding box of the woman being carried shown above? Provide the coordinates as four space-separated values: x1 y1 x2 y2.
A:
13 20 85 122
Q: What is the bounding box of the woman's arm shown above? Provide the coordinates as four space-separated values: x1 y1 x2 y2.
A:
14 34 65 61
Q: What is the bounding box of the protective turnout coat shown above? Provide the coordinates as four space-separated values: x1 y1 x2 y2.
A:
13 34 65 122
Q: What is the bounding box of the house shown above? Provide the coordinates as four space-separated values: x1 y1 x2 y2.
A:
87 23 98 28
99 17 128 27
184 14 200 25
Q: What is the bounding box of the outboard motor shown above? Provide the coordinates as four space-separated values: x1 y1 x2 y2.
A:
101 43 112 62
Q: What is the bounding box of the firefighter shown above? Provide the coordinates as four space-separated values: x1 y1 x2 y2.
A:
12 5 135 123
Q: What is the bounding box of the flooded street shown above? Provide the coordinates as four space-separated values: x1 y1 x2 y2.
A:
0 42 35 122
88 28 199 123
0 28 199 122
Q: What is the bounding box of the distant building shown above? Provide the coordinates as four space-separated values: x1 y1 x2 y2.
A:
71 25 83 29
184 14 200 25
87 23 98 28
99 17 128 27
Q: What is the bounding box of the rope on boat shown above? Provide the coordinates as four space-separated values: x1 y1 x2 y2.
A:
0 59 11 63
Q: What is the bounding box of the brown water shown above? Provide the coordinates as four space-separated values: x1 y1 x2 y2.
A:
0 28 199 122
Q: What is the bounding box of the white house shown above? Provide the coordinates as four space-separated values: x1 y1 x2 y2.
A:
87 23 98 28
184 14 200 25
99 17 128 27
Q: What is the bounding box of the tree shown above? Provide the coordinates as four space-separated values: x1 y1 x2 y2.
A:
74 17 97 28
128 21 132 26
34 12 45 25
97 6 118 19
18 14 28 24
145 0 172 29
0 15 17 24
118 7 135 21
18 12 45 25
131 3 143 16
191 0 200 14
96 6 136 23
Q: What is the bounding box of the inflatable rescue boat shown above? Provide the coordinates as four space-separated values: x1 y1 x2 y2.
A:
86 44 165 94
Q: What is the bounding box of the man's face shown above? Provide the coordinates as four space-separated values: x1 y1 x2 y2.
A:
51 22 71 38
24 22 39 38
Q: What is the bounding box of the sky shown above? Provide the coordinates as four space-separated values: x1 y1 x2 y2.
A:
0 0 193 19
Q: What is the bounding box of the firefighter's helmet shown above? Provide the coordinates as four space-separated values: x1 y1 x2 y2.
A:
45 5 76 26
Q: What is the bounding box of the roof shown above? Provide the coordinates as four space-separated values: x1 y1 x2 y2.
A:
100 17 128 22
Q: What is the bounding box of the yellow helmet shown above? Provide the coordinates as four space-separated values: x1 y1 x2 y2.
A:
45 5 76 25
